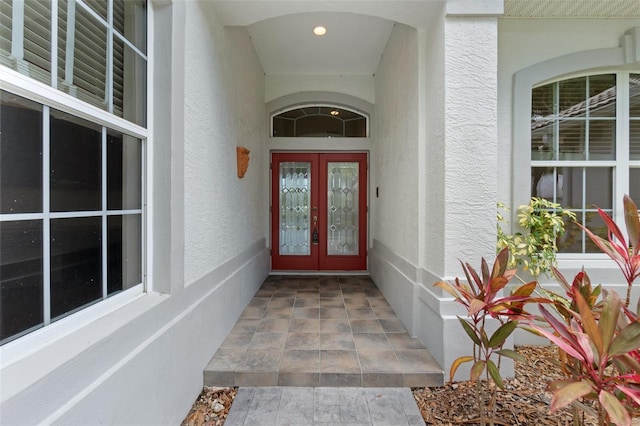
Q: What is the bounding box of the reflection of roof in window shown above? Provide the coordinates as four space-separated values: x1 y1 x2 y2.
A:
532 76 640 131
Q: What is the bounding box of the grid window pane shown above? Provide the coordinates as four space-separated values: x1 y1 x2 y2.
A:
1 91 43 213
0 0 52 85
50 217 102 319
588 120 615 160
532 167 566 204
113 38 147 126
531 84 554 120
0 220 43 342
50 109 102 212
82 0 108 20
585 212 609 253
559 78 586 112
632 120 640 160
631 74 640 118
559 167 583 207
107 215 141 295
107 131 141 210
631 169 640 203
558 120 585 160
558 213 583 253
588 74 616 118
531 127 556 161
114 0 147 53
58 0 108 110
585 168 613 209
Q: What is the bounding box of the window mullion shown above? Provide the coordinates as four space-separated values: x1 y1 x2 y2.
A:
11 0 25 60
553 82 559 159
64 0 76 86
581 166 587 253
585 77 590 161
51 0 59 88
43 106 52 326
141 139 147 291
616 72 631 226
102 127 108 299
106 0 113 112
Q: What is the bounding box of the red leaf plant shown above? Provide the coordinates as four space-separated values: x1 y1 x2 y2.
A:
581 195 640 308
434 247 545 426
524 195 640 425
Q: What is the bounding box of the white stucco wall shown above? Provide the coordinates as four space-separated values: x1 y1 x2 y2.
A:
184 2 267 285
0 2 270 424
371 23 420 265
266 75 375 104
441 16 499 275
369 9 504 381
422 12 447 278
421 14 503 380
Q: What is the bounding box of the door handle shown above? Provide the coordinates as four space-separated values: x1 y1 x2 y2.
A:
312 215 319 244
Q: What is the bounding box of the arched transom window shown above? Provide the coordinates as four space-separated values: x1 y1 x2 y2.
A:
272 105 368 137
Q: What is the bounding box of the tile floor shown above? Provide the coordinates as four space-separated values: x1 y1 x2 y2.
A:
224 386 425 425
204 275 443 387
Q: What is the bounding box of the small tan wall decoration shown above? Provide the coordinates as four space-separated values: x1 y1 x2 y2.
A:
236 146 250 178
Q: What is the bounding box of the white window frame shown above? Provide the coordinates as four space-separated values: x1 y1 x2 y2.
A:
512 26 640 263
0 0 150 347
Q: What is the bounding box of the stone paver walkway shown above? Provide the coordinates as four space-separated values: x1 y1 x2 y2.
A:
204 275 443 387
225 387 425 426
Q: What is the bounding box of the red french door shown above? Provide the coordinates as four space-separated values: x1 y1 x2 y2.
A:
271 153 367 271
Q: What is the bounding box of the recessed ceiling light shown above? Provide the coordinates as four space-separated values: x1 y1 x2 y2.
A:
330 110 339 116
313 26 327 36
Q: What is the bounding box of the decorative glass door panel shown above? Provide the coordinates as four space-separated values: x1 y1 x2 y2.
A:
327 162 359 255
279 162 311 255
271 153 367 271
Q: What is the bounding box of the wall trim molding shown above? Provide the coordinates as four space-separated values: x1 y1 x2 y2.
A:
1 240 269 425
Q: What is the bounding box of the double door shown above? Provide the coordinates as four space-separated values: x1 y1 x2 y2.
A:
271 153 367 270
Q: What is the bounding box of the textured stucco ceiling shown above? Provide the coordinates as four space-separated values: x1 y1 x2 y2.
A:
247 12 395 75
210 1 443 76
210 0 639 77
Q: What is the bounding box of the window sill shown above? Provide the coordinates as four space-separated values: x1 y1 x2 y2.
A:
556 254 617 270
0 287 168 401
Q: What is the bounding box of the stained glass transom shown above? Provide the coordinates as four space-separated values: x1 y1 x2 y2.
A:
279 162 311 255
327 162 359 255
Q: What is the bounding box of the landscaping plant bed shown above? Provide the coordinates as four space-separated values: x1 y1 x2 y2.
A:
413 345 598 425
183 346 604 425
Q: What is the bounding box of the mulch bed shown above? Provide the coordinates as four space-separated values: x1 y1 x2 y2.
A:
413 345 597 425
182 387 238 426
182 346 600 425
